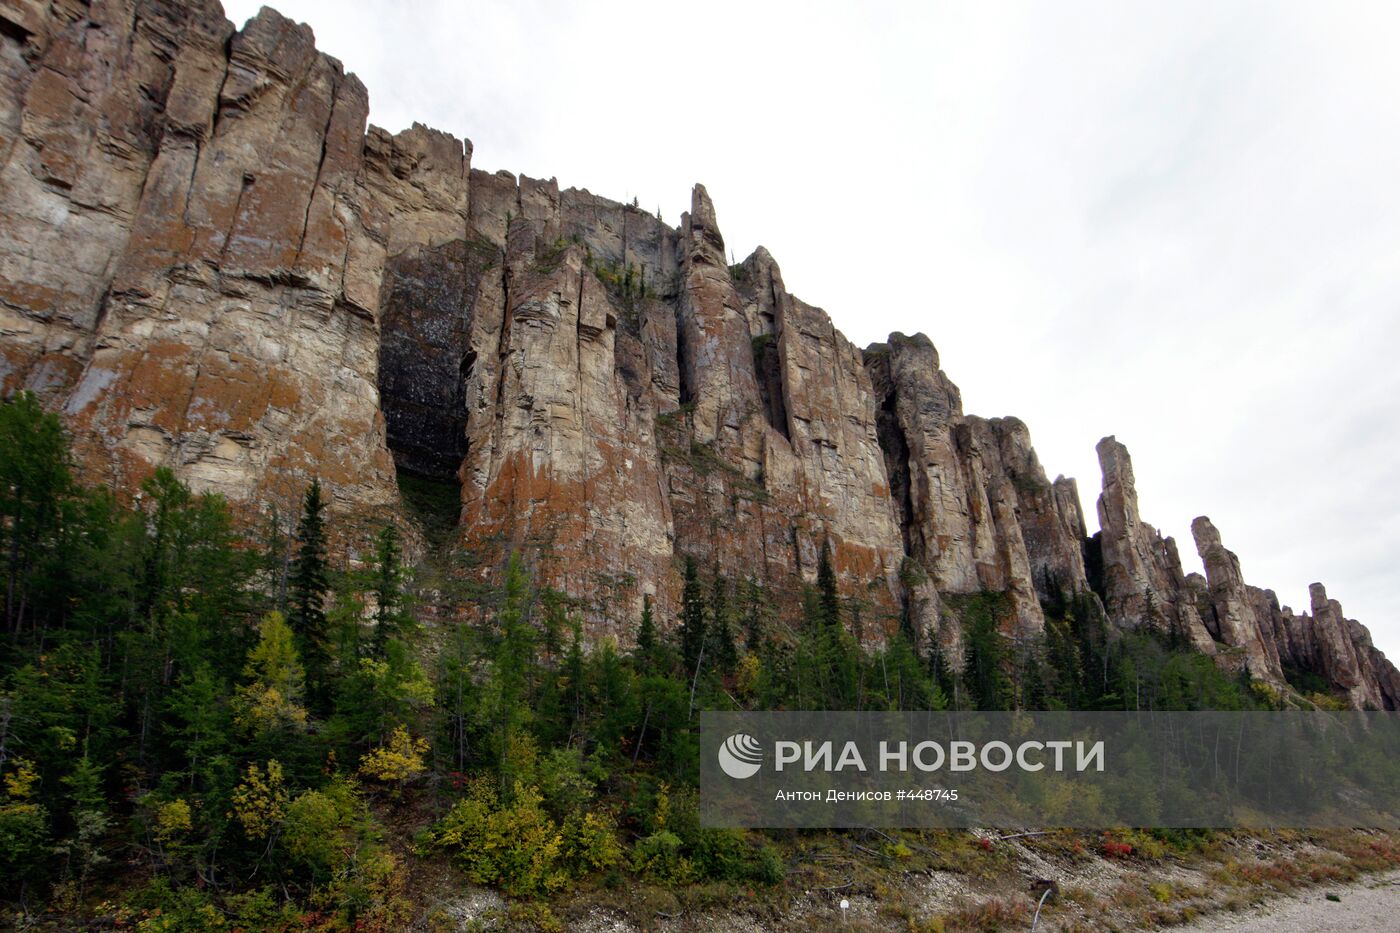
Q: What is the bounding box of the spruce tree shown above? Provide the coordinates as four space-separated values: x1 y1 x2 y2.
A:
739 575 768 653
1020 638 1050 710
816 538 840 630
679 556 706 676
0 392 71 638
563 618 587 738
540 588 566 662
370 523 407 658
1044 617 1084 707
635 594 657 673
490 553 534 794
964 597 1012 711
288 479 330 710
708 567 738 676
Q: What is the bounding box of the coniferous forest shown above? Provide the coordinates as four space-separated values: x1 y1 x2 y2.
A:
0 393 1374 928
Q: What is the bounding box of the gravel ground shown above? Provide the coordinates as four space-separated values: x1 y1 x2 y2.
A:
1169 870 1400 931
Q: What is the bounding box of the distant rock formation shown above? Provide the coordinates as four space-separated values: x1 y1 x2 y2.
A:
1 0 1393 706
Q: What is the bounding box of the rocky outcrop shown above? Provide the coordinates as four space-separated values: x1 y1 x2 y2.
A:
1094 438 1216 653
1182 521 1399 708
1272 584 1391 710
863 335 1102 643
2 0 1395 706
0 2 474 513
1190 517 1284 683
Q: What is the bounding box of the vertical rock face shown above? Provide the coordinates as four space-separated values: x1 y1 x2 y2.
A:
1182 523 1399 708
1190 517 1284 683
983 418 1091 616
453 184 680 635
377 237 492 480
1289 584 1387 709
862 334 1111 645
0 2 469 513
1094 438 1217 653
2 0 1395 706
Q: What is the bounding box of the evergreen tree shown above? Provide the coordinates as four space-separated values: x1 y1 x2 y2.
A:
0 394 1299 913
540 589 567 663
791 543 859 709
488 554 534 795
1019 639 1050 710
927 636 957 705
679 557 706 678
261 504 292 613
55 747 109 897
634 595 658 674
738 576 769 653
707 568 738 676
128 470 247 764
1044 617 1084 708
871 634 947 711
0 393 71 639
562 618 587 740
369 523 409 658
816 539 840 630
165 663 230 792
288 479 330 710
589 640 641 762
435 621 478 774
963 597 1012 711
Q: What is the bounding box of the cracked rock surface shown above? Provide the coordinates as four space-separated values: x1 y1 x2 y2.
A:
1 0 1394 706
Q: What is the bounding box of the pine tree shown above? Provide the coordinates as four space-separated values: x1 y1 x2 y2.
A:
679 557 706 677
165 663 229 791
816 538 840 630
490 554 534 794
288 479 330 709
707 567 737 676
563 618 587 739
0 392 71 638
634 594 658 674
370 523 408 658
964 597 1013 711
739 576 769 653
540 589 567 663
1020 638 1050 710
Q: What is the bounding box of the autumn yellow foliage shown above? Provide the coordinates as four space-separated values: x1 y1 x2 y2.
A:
358 725 429 786
229 760 288 840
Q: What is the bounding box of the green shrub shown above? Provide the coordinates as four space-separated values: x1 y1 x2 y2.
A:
126 879 226 932
433 779 568 897
630 830 695 884
0 799 50 894
284 786 352 877
561 810 624 875
223 887 301 930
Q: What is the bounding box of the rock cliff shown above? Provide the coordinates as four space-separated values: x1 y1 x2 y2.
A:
2 0 1394 706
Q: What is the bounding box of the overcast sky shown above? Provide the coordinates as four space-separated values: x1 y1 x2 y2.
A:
224 0 1400 658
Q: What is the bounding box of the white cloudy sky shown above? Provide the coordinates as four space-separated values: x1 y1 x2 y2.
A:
225 0 1400 657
